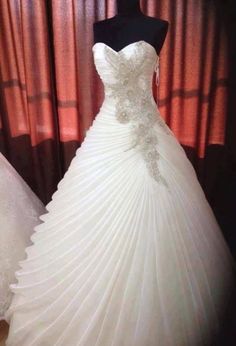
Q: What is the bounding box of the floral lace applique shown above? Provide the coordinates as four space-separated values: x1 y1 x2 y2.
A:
104 42 170 187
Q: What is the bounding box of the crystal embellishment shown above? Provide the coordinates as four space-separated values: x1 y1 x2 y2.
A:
103 42 171 187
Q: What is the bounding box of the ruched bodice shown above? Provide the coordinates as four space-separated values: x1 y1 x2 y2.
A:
92 40 171 186
92 40 159 105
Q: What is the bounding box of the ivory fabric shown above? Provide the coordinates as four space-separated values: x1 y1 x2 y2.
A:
5 41 236 346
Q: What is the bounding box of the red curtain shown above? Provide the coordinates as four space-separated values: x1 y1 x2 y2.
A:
0 0 233 205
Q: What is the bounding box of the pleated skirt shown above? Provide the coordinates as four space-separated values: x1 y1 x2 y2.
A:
5 101 236 346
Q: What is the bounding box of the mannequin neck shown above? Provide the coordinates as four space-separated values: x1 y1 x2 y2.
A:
116 0 143 16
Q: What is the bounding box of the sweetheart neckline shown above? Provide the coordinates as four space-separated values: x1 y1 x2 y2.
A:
92 40 159 59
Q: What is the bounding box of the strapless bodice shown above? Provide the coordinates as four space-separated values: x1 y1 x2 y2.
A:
92 40 159 109
92 40 172 185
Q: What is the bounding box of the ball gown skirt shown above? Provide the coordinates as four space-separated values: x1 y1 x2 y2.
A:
0 153 45 321
5 41 236 346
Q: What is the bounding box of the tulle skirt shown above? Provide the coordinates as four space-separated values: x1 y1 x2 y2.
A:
0 153 45 321
5 102 236 345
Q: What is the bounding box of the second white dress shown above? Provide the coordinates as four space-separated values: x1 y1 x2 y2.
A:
0 153 45 321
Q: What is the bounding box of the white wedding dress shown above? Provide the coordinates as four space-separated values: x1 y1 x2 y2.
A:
5 41 236 346
0 153 45 321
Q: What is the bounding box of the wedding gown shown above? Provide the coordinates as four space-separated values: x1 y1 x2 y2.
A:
5 40 236 346
0 153 45 321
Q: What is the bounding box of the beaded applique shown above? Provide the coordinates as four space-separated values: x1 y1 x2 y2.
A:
103 41 171 187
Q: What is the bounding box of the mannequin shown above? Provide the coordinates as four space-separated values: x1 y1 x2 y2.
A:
93 0 169 56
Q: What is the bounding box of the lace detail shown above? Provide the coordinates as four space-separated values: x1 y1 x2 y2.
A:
0 154 45 319
103 42 171 186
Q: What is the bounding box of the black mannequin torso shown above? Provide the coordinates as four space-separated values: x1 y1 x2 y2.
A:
93 0 169 55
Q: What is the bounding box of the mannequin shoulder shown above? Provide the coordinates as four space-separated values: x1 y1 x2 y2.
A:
149 18 169 36
159 19 169 33
148 16 169 27
160 19 169 29
93 16 169 34
93 17 113 27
